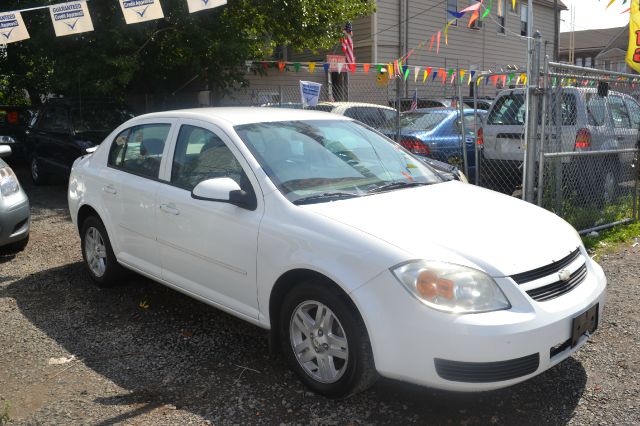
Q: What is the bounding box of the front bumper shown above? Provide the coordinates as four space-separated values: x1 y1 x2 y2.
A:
350 253 607 392
0 190 30 246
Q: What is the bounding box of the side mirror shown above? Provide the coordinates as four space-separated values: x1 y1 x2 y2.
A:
191 177 257 210
0 145 12 158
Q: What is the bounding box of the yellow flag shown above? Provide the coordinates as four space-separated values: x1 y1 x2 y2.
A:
513 0 517 11
309 62 315 73
626 0 640 73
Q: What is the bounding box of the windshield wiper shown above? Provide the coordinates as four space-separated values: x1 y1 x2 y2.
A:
293 192 360 205
367 181 432 194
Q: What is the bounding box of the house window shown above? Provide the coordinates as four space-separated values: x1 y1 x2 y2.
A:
520 4 528 36
497 0 506 34
585 57 592 68
447 0 458 26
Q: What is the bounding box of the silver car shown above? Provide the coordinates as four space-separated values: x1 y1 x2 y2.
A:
0 145 29 252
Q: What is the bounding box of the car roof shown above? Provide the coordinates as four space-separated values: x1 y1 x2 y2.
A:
133 107 353 126
411 107 477 113
316 102 396 110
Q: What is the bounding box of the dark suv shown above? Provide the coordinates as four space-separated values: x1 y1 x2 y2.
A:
0 105 35 161
26 98 135 184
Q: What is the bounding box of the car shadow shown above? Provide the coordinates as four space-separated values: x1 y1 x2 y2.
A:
2 263 587 425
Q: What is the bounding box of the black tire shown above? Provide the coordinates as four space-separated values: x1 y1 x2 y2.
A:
80 216 124 287
30 156 48 185
601 157 620 205
279 280 377 399
0 235 29 256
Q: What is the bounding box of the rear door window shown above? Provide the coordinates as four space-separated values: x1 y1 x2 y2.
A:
624 97 640 129
586 94 608 126
609 96 631 129
108 123 171 179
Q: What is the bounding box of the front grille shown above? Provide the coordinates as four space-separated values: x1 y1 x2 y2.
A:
434 353 539 383
510 247 581 284
526 263 588 302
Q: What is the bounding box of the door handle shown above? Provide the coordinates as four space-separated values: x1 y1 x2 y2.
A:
159 203 180 215
102 185 117 195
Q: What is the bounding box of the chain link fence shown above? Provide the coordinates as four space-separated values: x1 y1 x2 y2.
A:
536 61 640 233
215 64 639 232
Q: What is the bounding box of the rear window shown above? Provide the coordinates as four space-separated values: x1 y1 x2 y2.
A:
72 105 134 133
487 94 526 125
488 92 576 126
306 105 333 112
393 111 449 131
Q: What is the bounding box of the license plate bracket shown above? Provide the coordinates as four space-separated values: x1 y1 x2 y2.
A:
571 303 599 348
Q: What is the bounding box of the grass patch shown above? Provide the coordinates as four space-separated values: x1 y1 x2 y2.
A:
0 401 10 426
582 220 640 259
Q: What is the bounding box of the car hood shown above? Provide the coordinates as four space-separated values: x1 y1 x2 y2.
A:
301 181 581 277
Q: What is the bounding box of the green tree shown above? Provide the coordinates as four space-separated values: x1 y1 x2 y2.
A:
0 0 374 105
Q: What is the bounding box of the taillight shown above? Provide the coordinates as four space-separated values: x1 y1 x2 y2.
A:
575 128 591 149
477 127 484 146
399 137 430 155
7 111 18 124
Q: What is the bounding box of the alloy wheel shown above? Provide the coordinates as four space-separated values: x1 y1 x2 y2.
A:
84 226 107 278
289 300 349 384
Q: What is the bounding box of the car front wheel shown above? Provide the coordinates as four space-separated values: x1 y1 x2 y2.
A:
279 281 377 398
80 216 123 287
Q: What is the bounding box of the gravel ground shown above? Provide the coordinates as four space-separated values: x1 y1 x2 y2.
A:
1 163 639 426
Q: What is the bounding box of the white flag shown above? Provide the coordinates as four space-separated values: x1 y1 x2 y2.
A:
50 1 94 37
300 81 322 108
187 0 227 14
119 0 164 24
0 12 30 44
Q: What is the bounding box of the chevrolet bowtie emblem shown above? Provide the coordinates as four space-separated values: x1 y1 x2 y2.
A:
558 269 571 282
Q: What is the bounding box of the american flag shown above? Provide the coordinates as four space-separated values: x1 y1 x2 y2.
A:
341 22 355 64
410 89 418 111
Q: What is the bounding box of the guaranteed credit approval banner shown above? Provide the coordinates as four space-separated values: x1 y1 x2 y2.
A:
186 0 227 14
626 0 640 73
50 1 94 37
119 0 164 24
0 12 30 44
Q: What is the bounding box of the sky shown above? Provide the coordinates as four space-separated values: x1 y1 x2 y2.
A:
560 0 629 32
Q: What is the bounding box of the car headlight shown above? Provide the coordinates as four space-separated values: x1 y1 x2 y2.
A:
0 166 20 197
391 260 510 314
0 136 16 144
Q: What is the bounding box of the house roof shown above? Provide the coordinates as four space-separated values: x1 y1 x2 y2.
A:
559 26 626 54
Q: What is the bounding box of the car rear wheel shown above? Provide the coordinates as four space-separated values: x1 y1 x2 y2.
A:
80 216 124 287
30 156 48 185
279 280 377 398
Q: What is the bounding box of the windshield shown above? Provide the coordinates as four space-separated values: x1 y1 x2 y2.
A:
234 120 442 204
384 111 449 131
72 105 134 133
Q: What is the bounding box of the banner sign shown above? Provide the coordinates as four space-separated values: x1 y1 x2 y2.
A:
300 81 322 107
50 1 94 37
0 12 30 44
326 54 346 73
626 0 640 73
119 0 164 24
187 0 227 14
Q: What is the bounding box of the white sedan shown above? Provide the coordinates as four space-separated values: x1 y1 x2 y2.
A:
68 108 606 398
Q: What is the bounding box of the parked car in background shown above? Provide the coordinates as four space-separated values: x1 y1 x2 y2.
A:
306 102 397 129
479 86 639 199
69 107 605 398
0 105 35 160
26 98 135 184
380 108 485 182
0 145 30 253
